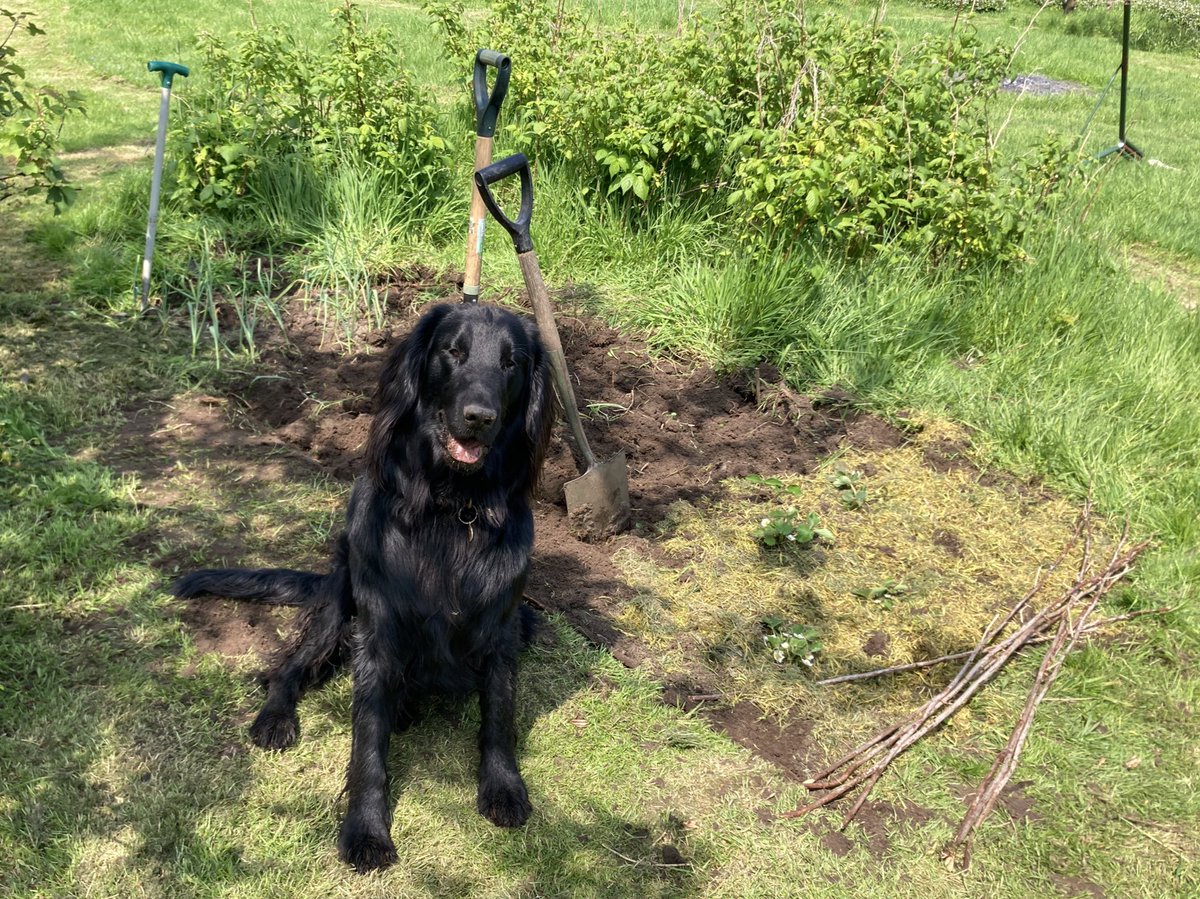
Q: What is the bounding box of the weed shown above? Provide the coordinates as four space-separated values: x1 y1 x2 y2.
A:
585 401 630 422
745 473 805 497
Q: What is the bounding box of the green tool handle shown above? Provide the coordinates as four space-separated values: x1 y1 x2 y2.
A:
140 60 187 309
147 60 189 88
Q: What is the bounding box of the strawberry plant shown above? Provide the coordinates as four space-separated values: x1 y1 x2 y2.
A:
753 509 833 548
762 615 822 668
852 579 910 611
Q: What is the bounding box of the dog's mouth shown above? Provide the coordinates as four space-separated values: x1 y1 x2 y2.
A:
444 432 487 467
436 410 494 469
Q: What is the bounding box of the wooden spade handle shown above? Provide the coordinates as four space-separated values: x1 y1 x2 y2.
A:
517 250 598 472
463 136 494 302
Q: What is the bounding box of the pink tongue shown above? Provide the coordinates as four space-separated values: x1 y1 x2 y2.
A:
447 435 483 464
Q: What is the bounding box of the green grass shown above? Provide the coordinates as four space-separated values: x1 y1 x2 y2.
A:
3 0 1200 896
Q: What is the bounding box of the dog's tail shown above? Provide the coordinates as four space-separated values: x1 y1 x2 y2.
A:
171 535 349 607
170 567 332 605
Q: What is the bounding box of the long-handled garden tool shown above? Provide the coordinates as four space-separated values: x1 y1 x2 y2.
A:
474 153 631 538
139 60 189 311
462 49 511 303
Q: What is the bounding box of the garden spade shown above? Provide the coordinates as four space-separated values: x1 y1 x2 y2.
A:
462 49 511 302
139 60 189 311
474 153 631 538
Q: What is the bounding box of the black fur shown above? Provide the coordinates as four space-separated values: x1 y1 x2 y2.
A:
171 303 555 872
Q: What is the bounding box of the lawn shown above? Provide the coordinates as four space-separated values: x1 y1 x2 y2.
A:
2 2 1198 897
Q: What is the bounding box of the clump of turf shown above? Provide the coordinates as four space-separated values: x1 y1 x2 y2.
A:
613 419 1113 732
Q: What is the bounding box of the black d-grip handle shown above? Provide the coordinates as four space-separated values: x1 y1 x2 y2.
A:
475 153 534 254
473 49 511 138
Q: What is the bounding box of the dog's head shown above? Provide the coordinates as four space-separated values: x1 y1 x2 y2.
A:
367 303 554 498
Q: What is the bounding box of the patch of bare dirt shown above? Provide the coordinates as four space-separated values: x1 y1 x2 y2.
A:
1127 244 1200 311
862 631 891 658
996 780 1042 825
175 598 292 663
60 141 154 181
1049 873 1106 899
798 797 935 858
700 702 816 783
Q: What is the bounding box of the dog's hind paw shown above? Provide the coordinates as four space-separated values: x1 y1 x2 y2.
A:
338 823 397 873
249 708 299 750
477 773 532 828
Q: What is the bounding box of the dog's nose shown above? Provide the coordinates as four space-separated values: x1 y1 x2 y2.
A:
462 404 497 429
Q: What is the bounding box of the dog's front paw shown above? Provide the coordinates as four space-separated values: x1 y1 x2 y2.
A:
477 771 532 827
249 708 299 750
338 819 397 873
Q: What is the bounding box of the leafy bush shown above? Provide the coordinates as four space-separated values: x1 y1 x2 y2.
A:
425 0 1069 265
425 0 730 203
724 15 1070 264
173 2 449 213
0 9 84 211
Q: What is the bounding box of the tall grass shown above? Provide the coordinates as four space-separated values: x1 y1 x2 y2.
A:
286 158 464 342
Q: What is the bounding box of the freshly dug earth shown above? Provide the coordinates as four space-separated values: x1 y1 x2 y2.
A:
202 274 908 681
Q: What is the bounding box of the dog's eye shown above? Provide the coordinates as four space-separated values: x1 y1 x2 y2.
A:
500 358 516 372
447 346 464 361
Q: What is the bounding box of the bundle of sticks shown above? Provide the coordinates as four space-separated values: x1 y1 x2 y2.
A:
783 502 1163 868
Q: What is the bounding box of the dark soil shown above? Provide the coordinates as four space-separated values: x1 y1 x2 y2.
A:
862 631 892 658
115 272 937 848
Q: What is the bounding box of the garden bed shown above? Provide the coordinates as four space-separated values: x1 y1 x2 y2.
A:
103 269 1104 807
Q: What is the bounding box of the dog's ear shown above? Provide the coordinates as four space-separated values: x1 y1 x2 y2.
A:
367 303 454 488
522 319 557 480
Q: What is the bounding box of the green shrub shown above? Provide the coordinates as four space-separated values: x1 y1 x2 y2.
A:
424 0 730 204
724 16 1070 264
172 2 449 213
0 9 84 211
425 0 1069 266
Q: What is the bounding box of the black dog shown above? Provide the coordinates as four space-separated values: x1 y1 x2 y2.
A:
172 302 554 872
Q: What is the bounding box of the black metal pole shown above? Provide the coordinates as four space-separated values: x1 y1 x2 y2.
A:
1118 0 1130 143
1101 0 1143 159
